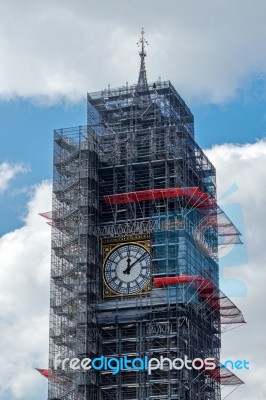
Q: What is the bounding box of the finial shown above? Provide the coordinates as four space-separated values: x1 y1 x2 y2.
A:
137 27 149 58
137 28 149 88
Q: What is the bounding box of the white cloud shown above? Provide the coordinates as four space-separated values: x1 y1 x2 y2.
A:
0 181 51 400
0 163 27 194
0 0 266 103
206 140 266 399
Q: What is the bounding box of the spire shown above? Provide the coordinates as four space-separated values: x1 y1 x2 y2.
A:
137 28 148 88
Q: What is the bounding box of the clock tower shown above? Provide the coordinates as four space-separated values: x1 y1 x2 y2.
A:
48 29 245 400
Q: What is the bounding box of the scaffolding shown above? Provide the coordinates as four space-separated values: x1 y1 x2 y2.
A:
49 127 101 400
47 78 245 400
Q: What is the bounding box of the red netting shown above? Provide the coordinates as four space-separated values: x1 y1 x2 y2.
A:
204 360 244 385
103 187 242 245
104 187 210 206
154 276 245 325
36 368 49 378
39 211 53 222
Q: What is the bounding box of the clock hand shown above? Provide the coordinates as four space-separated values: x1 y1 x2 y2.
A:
123 246 132 274
123 257 132 274
124 252 147 275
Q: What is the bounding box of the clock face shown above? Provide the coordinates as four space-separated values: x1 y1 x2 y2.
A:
104 243 151 295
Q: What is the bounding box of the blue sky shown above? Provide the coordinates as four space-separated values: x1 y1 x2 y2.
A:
194 80 266 147
0 100 85 234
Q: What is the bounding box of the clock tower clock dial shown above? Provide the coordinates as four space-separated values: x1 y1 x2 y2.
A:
104 243 151 295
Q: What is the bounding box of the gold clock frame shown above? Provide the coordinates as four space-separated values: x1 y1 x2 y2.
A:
102 235 151 298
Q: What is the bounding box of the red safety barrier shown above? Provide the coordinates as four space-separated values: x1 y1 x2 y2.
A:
104 187 216 208
196 359 244 386
154 276 202 287
36 368 49 378
153 276 245 324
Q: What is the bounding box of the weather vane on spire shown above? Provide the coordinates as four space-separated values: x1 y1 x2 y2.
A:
137 27 149 58
137 28 149 88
